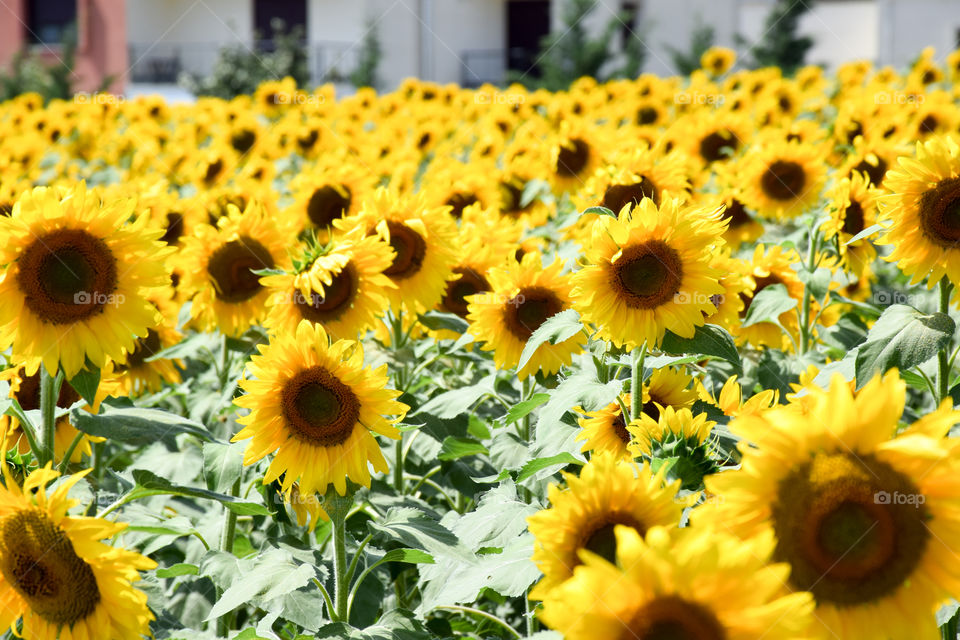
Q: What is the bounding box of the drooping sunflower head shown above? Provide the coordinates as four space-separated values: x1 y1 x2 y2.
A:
180 199 289 337
536 524 814 640
574 393 636 460
0 183 173 378
699 371 960 639
0 465 156 640
879 135 960 290
527 453 682 599
738 139 827 220
466 252 585 380
572 197 727 349
233 320 409 497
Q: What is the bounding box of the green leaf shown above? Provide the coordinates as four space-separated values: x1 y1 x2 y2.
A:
797 267 832 302
380 548 435 565
517 452 583 482
517 309 583 371
438 436 488 461
417 311 469 334
368 507 470 560
582 205 616 218
206 549 316 620
660 324 742 371
844 222 885 245
145 331 219 362
855 305 954 389
156 563 199 578
504 393 550 425
126 469 270 515
67 367 100 406
741 284 797 328
415 373 495 419
202 441 244 494
71 406 218 445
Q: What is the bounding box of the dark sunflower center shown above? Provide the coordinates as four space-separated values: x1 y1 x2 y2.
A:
280 366 361 447
445 192 479 219
919 115 938 134
0 508 100 626
699 130 738 163
852 158 887 185
230 129 257 154
117 329 162 371
918 176 960 248
630 596 726 640
613 241 683 310
162 212 184 245
722 199 752 228
761 160 807 201
641 396 663 423
503 286 564 341
602 177 659 212
307 185 352 229
15 371 79 412
298 130 319 152
16 228 119 325
441 267 490 318
611 411 630 444
0 202 14 216
637 106 658 125
579 515 643 567
203 158 225 185
556 138 590 177
294 265 357 323
842 200 865 236
206 236 275 303
772 452 929 606
383 222 428 279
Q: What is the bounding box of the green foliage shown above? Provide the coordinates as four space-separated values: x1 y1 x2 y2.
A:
664 18 715 76
741 0 815 75
0 27 80 102
181 20 310 99
349 21 383 90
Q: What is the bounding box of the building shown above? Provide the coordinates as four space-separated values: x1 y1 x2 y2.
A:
2 0 960 96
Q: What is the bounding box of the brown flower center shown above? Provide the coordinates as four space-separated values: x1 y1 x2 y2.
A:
628 595 726 640
918 176 960 248
852 157 887 185
556 138 590 177
445 192 479 219
383 222 427 280
206 236 275 303
280 366 361 447
503 286 564 341
612 241 683 310
16 229 119 325
307 185 352 229
699 130 739 163
294 265 357 323
162 212 184 245
602 177 659 212
441 267 491 318
842 200 865 236
721 199 752 228
760 160 807 201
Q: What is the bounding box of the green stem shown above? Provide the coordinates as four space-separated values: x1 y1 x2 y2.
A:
939 278 953 404
220 477 240 553
394 434 404 494
433 605 521 639
324 488 354 622
942 609 959 640
58 430 85 473
39 368 64 467
525 589 539 636
630 341 647 421
218 333 231 391
798 226 820 355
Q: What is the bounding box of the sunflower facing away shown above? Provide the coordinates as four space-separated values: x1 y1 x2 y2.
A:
537 524 814 640
697 371 960 639
527 452 682 599
571 197 726 349
233 320 409 497
0 183 173 378
0 465 156 640
880 135 960 291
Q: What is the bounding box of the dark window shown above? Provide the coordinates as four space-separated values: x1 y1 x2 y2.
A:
254 0 307 38
507 0 551 78
27 0 76 45
621 2 639 48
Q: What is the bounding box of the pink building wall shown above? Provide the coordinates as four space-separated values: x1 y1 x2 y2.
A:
0 0 127 95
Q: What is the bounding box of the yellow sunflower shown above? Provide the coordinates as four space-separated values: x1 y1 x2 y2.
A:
823 171 882 276
527 453 682 599
701 46 736 76
738 139 827 220
232 320 409 497
263 227 396 341
0 183 172 378
466 252 585 380
0 466 156 640
537 524 813 640
732 244 805 349
571 197 726 349
698 371 960 640
879 135 960 290
343 188 459 314
627 405 715 457
711 375 778 418
106 287 183 395
574 394 636 461
179 200 289 337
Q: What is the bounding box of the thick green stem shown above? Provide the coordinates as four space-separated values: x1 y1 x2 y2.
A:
799 226 819 355
394 434 404 494
218 333 231 391
39 368 64 467
216 477 241 636
324 488 354 622
630 341 647 421
939 278 953 404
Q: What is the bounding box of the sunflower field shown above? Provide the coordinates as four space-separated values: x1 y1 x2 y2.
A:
5 45 960 640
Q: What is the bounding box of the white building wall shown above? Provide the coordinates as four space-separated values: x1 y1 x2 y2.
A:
432 0 505 86
884 0 960 68
127 0 252 44
640 0 740 76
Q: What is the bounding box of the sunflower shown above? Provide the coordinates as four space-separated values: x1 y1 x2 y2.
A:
107 287 183 395
232 320 408 497
179 200 289 337
527 453 682 599
571 197 727 349
696 187 764 250
822 171 882 276
879 135 960 290
574 393 639 460
627 405 715 459
0 183 172 378
732 244 805 349
738 139 827 220
287 163 373 239
262 226 396 340
536 524 814 640
0 466 156 640
698 371 960 639
702 252 749 331
701 46 736 76
711 375 778 418
466 252 585 380
343 188 459 314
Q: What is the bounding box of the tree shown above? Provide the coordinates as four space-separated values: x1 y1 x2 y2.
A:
742 0 814 75
349 21 383 90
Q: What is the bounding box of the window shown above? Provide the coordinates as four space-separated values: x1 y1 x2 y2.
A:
27 0 77 45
